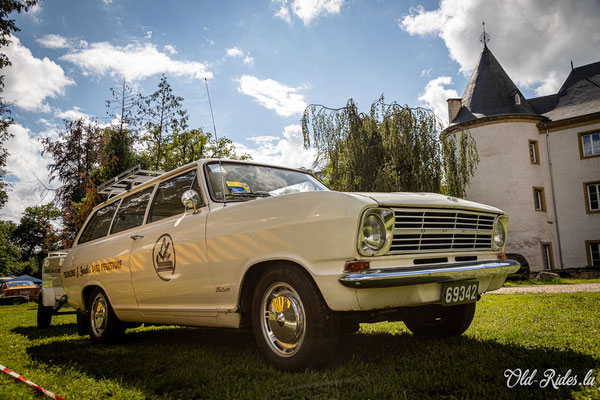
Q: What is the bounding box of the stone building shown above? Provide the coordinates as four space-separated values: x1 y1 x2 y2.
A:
443 43 600 270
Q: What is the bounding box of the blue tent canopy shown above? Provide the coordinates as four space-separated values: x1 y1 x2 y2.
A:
6 275 42 284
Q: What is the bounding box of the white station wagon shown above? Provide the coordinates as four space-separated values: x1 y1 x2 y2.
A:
44 159 518 369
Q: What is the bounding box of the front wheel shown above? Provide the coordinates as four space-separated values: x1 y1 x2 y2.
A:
87 288 123 343
37 295 53 328
251 265 339 370
404 302 476 337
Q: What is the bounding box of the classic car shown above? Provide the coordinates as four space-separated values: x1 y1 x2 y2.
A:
1 280 40 303
53 159 519 369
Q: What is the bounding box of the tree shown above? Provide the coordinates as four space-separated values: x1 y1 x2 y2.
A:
11 204 60 261
106 78 139 137
162 128 251 170
0 220 20 276
301 96 479 197
41 119 102 245
98 79 142 181
0 0 40 209
138 74 188 170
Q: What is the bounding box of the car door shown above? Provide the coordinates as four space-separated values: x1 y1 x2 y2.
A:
128 168 214 320
68 199 140 313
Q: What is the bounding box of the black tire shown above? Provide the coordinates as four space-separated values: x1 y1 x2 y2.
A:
87 288 123 344
404 302 476 338
251 264 339 370
76 309 89 336
37 295 53 328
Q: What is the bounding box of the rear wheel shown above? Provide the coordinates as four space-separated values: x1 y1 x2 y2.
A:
37 294 53 328
87 288 123 343
251 265 339 370
404 302 476 337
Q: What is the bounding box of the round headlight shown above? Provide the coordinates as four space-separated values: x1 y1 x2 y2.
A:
362 214 386 252
493 219 506 250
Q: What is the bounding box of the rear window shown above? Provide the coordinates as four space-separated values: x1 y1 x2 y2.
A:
6 281 34 288
110 187 155 234
78 201 120 244
148 169 203 223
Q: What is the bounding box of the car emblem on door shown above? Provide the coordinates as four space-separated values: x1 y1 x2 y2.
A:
152 234 176 281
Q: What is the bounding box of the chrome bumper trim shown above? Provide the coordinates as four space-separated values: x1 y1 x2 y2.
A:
339 260 520 288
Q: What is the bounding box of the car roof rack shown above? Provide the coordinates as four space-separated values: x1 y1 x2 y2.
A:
97 164 163 200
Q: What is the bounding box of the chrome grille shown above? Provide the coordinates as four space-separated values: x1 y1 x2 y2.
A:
388 208 496 254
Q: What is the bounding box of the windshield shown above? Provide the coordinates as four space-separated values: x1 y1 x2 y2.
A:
5 281 34 288
205 162 329 202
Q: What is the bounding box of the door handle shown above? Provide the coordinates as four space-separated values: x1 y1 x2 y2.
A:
130 234 144 240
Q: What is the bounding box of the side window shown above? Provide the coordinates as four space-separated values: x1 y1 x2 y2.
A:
110 187 154 234
148 169 203 223
78 202 119 244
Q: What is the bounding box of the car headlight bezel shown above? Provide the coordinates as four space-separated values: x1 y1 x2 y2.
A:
357 208 394 257
492 215 508 251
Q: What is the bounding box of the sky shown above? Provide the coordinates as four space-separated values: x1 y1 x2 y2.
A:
2 0 600 222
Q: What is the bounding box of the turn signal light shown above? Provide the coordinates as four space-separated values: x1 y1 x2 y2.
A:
344 260 370 272
497 253 506 261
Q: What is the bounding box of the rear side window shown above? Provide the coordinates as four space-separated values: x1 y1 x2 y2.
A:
110 187 154 234
148 169 203 223
78 201 119 244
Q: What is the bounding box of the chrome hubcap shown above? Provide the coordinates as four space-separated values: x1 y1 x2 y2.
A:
260 282 305 357
91 294 107 336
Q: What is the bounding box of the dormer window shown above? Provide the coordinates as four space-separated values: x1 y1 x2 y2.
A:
515 93 521 105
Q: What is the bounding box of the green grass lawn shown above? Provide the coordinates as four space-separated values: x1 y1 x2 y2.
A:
504 278 600 287
1 294 599 399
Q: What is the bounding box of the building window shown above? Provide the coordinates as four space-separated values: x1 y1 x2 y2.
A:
533 187 546 211
584 181 600 214
529 140 539 164
586 241 600 266
579 131 600 159
541 243 553 270
515 93 521 105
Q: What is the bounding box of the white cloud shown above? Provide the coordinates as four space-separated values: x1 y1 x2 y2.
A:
205 38 216 46
226 47 244 58
102 0 112 4
145 30 152 39
237 75 307 117
420 68 433 78
3 36 74 112
399 0 600 95
61 42 213 81
225 47 254 65
275 0 344 25
2 124 55 222
55 107 90 121
37 34 71 49
234 124 317 168
163 44 177 55
275 5 292 24
418 76 459 125
27 4 43 23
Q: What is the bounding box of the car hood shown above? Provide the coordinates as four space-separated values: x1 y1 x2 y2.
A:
348 192 504 214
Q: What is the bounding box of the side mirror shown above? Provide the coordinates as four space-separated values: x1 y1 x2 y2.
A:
181 190 200 213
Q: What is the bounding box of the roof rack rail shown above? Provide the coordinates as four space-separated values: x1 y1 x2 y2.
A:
97 164 163 199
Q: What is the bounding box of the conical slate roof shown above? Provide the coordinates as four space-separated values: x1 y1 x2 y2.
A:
452 46 537 124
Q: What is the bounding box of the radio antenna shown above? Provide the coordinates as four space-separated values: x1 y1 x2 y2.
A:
204 78 227 205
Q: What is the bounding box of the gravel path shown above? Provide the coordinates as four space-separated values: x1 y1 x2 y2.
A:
489 283 600 294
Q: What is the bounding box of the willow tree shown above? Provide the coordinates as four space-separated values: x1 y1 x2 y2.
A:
301 96 479 197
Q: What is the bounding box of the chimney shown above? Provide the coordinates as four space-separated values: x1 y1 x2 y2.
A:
447 98 462 124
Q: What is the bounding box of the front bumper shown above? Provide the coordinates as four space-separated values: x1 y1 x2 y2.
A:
339 259 520 289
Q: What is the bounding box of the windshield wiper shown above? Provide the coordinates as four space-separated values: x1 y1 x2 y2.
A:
224 191 271 199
